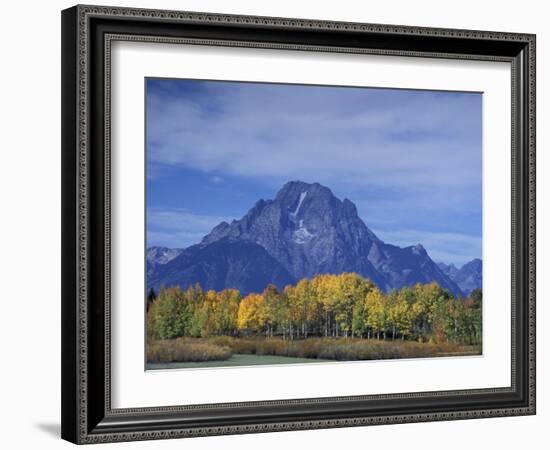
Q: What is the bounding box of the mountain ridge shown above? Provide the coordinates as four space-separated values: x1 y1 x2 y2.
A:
148 181 468 296
438 258 482 295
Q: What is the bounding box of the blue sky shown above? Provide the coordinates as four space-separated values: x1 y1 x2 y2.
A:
146 78 482 267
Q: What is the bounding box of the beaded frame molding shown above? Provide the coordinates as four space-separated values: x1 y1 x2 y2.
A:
61 4 536 444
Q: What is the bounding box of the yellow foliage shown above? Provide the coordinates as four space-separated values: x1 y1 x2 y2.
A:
237 293 266 332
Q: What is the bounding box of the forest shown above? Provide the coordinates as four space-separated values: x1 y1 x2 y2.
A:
146 273 482 365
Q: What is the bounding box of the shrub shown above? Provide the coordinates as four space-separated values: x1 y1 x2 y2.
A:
147 338 232 363
148 336 480 364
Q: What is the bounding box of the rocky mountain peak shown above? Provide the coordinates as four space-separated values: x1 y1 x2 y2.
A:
437 262 459 277
411 243 427 256
463 258 482 270
276 180 330 201
437 258 482 295
276 181 341 223
149 181 468 297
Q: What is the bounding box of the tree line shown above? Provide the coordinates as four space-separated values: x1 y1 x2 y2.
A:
147 273 482 344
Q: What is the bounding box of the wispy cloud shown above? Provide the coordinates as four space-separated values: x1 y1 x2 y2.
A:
147 81 481 193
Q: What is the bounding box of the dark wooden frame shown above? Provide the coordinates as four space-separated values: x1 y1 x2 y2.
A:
61 4 536 444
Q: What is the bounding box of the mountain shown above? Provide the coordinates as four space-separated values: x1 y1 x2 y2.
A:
439 259 482 295
146 246 183 277
148 240 295 294
148 181 464 296
436 262 458 279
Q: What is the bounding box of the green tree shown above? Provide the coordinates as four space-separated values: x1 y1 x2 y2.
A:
411 282 450 341
470 288 482 303
215 289 241 335
352 296 368 338
148 288 188 339
263 284 283 337
334 273 373 337
387 290 412 340
146 287 157 312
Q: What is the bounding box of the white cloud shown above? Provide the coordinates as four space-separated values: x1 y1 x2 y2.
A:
147 84 482 193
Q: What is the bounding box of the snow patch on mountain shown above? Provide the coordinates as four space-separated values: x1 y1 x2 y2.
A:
289 191 307 222
147 246 183 265
293 219 313 244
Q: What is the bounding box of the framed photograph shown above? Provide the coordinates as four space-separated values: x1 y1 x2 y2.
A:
61 4 536 444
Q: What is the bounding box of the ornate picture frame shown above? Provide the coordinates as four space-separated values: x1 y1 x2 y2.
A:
61 4 535 444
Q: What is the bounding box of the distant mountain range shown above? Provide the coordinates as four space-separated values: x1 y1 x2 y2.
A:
437 259 482 295
147 181 481 297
